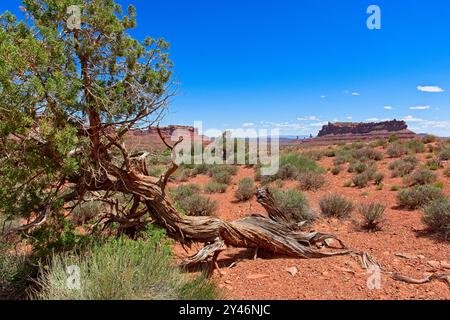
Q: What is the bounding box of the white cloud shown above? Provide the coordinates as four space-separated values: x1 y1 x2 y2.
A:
242 122 255 127
351 92 360 96
417 85 444 93
366 118 380 122
297 116 320 121
321 95 326 99
410 105 431 110
403 115 424 122
384 106 393 110
346 116 353 120
309 122 329 127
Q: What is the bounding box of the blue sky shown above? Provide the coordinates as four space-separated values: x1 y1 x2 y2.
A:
1 1 450 136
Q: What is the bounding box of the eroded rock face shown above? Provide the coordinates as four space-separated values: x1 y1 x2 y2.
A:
130 125 196 137
318 120 409 137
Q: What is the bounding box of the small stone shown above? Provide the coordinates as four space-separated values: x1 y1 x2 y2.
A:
441 261 450 269
324 238 334 246
322 271 329 276
417 255 426 260
219 270 227 276
246 273 269 280
224 280 232 284
286 267 298 276
395 253 416 260
427 261 441 269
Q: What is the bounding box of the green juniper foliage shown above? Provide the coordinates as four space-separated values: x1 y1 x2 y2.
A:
0 0 173 243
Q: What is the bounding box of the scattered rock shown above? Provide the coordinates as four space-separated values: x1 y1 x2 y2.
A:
224 280 232 284
427 261 441 269
286 267 298 276
324 238 334 247
246 274 269 280
417 255 426 260
441 261 450 269
219 270 227 276
322 271 329 276
395 253 416 260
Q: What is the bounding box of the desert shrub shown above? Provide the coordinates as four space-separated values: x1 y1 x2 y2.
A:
333 156 347 166
192 163 211 175
72 201 102 225
360 202 386 231
397 185 445 209
389 156 418 177
422 135 438 144
331 165 342 175
407 169 437 186
434 181 444 190
324 148 336 157
277 164 299 180
386 143 407 158
444 166 450 178
0 239 30 299
422 200 450 237
210 170 232 185
280 153 323 174
35 236 220 300
405 140 425 153
438 149 450 161
390 184 401 191
178 194 217 217
354 162 368 174
426 157 443 171
370 139 387 148
272 189 316 223
204 181 227 194
298 172 325 191
389 134 399 143
343 180 352 188
301 150 325 161
148 165 166 178
319 194 355 218
235 178 256 201
352 173 369 188
372 172 385 185
170 184 201 202
172 168 191 182
355 147 383 161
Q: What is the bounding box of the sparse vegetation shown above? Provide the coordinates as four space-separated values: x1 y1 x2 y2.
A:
397 185 445 209
406 169 437 186
331 165 343 175
386 143 407 158
204 181 228 194
319 194 355 218
405 140 426 154
178 194 217 217
360 202 386 231
422 200 450 238
35 236 220 300
235 178 256 201
298 172 326 191
272 189 316 223
389 156 418 177
352 173 370 188
426 157 443 171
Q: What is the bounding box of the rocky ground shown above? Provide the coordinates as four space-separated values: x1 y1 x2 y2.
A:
171 151 450 300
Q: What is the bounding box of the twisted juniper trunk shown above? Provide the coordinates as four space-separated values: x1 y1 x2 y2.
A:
103 163 351 262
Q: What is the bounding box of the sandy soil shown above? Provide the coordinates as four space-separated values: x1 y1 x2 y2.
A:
171 149 450 300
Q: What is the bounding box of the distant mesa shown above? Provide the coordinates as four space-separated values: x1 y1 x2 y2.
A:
304 119 417 145
317 120 410 137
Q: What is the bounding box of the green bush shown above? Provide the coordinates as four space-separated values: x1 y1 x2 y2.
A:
319 194 355 218
331 165 342 175
298 172 326 191
422 135 438 144
192 163 212 175
35 236 220 300
397 185 445 209
407 169 437 186
148 165 166 178
235 178 256 201
422 200 450 237
360 202 386 231
389 156 418 177
438 149 450 161
204 181 227 194
390 184 401 191
72 201 102 225
333 156 347 166
178 194 217 217
272 189 316 223
343 180 352 188
352 173 369 188
280 153 323 174
386 143 407 158
427 157 443 171
389 134 399 143
170 184 201 202
405 140 425 153
372 172 385 185
355 147 383 161
0 239 30 299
